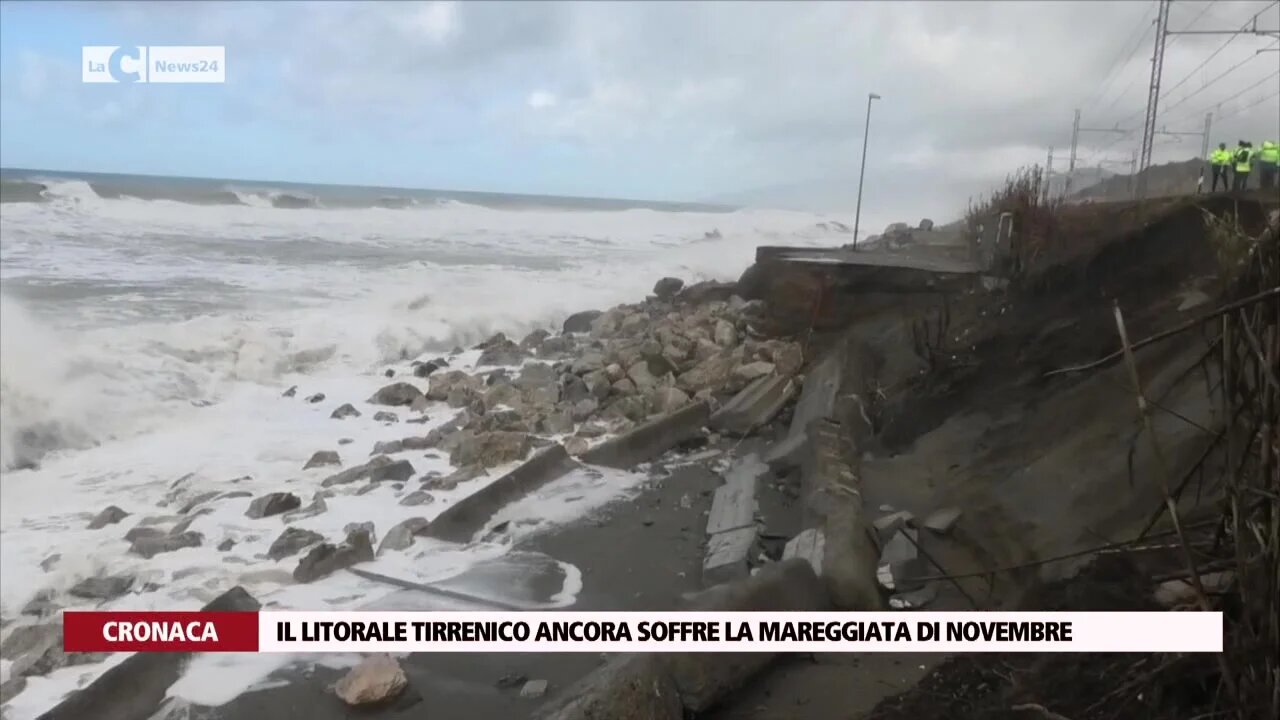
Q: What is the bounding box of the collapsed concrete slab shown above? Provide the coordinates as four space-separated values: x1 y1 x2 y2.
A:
538 559 827 720
579 402 709 469
702 454 768 586
708 374 797 437
36 587 259 720
800 419 883 610
782 527 824 575
664 558 830 712
533 654 683 720
422 444 580 543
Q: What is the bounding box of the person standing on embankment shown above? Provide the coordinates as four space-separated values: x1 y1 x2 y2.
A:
1209 143 1232 192
1258 140 1278 191
1232 140 1254 191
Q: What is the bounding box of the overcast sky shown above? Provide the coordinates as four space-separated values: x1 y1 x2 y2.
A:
1 0 1276 220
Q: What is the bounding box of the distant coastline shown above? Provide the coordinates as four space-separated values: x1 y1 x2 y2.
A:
0 167 737 213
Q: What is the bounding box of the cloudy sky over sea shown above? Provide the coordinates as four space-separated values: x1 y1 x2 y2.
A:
1 1 1277 214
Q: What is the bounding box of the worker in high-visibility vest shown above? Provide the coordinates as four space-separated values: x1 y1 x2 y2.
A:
1209 143 1233 192
1258 140 1279 191
1232 140 1254 192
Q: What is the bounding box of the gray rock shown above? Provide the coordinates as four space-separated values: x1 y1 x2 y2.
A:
368 382 425 407
571 398 599 422
21 590 59 617
330 403 361 419
267 527 325 561
519 678 549 699
304 450 341 470
1 623 105 679
562 310 603 334
124 526 165 543
571 352 606 375
562 375 592 405
411 360 440 379
449 431 531 468
627 361 658 391
343 522 377 546
177 492 221 514
650 386 691 413
377 517 430 554
520 329 550 350
217 538 236 551
537 335 576 358
88 505 129 530
339 437 355 444
565 436 590 456
293 529 374 583
39 554 60 572
733 360 775 384
69 575 135 601
398 490 436 507
306 392 325 403
612 378 638 396
282 386 297 398
922 507 962 534
477 338 527 367
369 459 414 483
333 654 407 706
321 455 396 487
373 411 400 423
541 410 575 435
283 496 328 522
371 439 404 455
652 277 684 300
713 319 738 347
245 492 301 519
918 218 934 231
131 531 202 559
171 508 212 535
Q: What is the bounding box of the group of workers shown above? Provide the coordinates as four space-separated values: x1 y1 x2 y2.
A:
1208 139 1279 192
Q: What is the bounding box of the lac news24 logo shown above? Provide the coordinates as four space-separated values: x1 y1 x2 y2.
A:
82 46 225 84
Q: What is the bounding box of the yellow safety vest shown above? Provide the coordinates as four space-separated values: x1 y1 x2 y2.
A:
1235 148 1253 172
1210 149 1232 166
1260 142 1280 164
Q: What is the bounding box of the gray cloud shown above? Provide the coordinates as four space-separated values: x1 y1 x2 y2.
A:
81 0 1280 215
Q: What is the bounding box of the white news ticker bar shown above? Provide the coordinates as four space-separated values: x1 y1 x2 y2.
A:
258 611 1223 653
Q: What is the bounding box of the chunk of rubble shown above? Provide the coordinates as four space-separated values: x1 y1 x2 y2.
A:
708 374 796 437
369 459 415 483
245 492 301 519
333 654 407 706
377 517 430 555
368 382 425 407
303 450 341 470
519 678 549 699
268 527 325 561
921 506 962 534
293 528 374 583
131 531 202 559
330 403 361 419
69 574 135 601
87 505 129 530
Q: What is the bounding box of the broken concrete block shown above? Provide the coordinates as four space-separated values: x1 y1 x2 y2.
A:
702 526 757 586
781 528 824 576
705 455 765 535
334 654 407 706
708 374 796 437
921 506 962 534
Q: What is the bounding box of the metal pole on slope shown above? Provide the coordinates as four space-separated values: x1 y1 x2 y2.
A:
1199 112 1213 193
1067 108 1081 196
852 92 880 251
1137 0 1171 200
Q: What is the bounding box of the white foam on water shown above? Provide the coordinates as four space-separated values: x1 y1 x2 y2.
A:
0 192 855 716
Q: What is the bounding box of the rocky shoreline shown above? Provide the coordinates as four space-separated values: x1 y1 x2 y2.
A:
0 272 815 719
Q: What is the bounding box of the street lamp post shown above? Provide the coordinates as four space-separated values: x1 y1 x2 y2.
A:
852 92 881 251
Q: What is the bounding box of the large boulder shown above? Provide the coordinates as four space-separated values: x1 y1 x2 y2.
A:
293 528 374 583
87 506 129 530
377 517 430 555
130 531 203 559
676 353 738 395
268 527 325 561
427 370 480 401
368 382 425 407
245 492 301 519
303 451 341 470
449 431 532 468
562 310 603 334
69 574 135 601
676 280 737 306
652 277 684 300
477 336 527 367
334 654 407 706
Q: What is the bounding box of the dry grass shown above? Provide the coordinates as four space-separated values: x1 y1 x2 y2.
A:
964 165 1064 279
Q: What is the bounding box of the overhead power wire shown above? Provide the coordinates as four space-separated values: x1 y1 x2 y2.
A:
1082 1 1160 115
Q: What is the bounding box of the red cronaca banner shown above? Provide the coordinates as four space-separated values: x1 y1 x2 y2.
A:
63 611 260 652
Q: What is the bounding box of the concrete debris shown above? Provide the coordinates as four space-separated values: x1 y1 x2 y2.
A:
921 506 962 534
781 528 824 576
709 374 796 437
333 654 408 706
520 678 550 699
